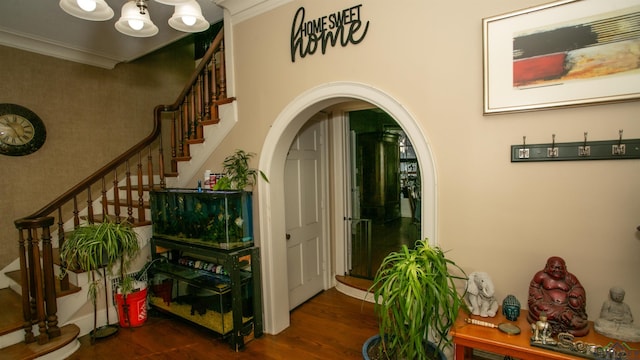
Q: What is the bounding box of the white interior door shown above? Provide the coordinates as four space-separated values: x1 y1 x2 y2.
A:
285 115 327 310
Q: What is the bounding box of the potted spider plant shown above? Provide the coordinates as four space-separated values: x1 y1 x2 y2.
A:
213 149 268 190
59 219 141 339
364 239 468 360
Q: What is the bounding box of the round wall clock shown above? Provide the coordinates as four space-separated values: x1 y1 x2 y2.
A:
0 103 47 156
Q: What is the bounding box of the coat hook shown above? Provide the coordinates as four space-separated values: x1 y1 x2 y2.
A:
547 134 558 157
613 129 626 155
618 129 623 146
579 132 590 157
518 136 530 159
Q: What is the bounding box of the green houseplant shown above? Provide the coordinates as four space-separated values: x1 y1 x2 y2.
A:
365 239 468 360
213 149 268 190
59 219 141 338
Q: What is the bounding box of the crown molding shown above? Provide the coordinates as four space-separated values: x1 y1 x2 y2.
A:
213 0 291 24
0 27 120 69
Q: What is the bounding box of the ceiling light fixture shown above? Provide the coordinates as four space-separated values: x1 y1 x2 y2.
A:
154 0 192 5
114 1 158 37
168 1 209 33
59 0 114 21
59 0 210 38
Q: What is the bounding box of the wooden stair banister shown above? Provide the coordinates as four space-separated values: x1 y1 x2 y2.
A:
11 26 231 347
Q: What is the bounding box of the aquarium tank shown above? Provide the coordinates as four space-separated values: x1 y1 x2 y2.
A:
150 189 253 249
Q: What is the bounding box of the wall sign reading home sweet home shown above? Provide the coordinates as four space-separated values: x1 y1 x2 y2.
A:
290 4 370 62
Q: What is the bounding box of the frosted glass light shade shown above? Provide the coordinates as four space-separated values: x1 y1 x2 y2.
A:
168 1 209 33
59 0 114 21
115 1 159 37
77 0 97 12
154 0 192 5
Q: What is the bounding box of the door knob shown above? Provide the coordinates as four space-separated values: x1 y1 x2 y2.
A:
286 233 291 240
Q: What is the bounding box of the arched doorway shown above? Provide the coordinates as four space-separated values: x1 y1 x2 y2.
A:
257 82 437 334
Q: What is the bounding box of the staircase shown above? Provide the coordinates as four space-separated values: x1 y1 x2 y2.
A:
0 26 237 359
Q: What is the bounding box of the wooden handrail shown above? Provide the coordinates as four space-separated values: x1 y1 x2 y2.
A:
13 26 231 346
166 29 226 112
27 28 226 220
28 111 163 220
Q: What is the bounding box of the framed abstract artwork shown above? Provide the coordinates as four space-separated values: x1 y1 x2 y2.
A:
483 0 640 114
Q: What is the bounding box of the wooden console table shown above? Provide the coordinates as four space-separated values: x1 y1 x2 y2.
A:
451 307 640 359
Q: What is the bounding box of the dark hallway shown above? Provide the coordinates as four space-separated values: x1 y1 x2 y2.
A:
350 216 419 280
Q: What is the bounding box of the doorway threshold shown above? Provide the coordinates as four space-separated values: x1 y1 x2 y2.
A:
335 275 376 303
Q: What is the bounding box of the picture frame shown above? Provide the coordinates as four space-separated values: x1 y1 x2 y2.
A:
483 0 640 114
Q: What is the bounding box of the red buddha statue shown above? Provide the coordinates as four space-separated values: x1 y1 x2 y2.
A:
527 256 589 337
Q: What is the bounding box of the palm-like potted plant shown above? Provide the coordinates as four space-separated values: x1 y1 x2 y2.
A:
364 239 468 359
59 219 141 339
213 149 268 190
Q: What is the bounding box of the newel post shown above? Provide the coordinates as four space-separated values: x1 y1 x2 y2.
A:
14 216 59 344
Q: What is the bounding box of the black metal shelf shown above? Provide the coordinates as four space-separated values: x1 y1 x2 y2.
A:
150 240 263 351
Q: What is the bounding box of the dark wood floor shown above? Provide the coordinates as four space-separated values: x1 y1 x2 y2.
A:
351 216 418 280
66 287 378 359
370 217 418 274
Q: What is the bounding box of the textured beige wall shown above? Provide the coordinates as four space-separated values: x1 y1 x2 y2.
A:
202 0 640 322
0 40 194 268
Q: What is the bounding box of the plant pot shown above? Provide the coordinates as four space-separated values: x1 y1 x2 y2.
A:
362 334 446 360
115 286 148 328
